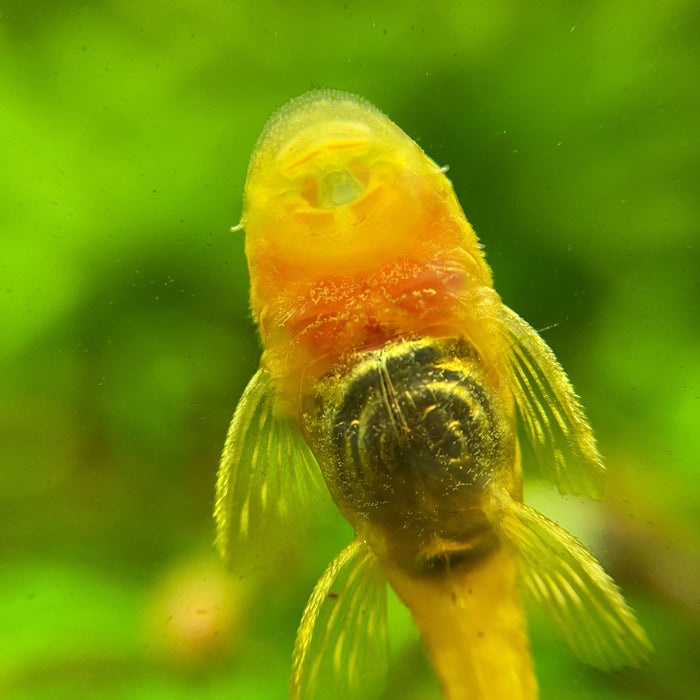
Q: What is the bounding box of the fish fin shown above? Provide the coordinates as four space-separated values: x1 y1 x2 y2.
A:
496 303 606 499
290 538 389 700
214 367 328 572
499 499 653 669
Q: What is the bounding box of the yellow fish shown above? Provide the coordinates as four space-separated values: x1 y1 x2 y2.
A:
214 90 651 699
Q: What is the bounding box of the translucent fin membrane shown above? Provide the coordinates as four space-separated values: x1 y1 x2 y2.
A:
497 303 606 499
290 538 389 700
501 501 652 669
214 368 327 572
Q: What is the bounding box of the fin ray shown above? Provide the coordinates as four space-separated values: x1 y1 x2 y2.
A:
500 500 653 669
214 368 328 572
290 538 388 700
496 303 606 499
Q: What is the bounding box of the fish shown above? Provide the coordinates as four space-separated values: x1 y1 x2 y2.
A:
214 89 652 699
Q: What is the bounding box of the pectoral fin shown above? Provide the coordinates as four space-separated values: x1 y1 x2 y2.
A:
214 367 329 572
495 303 606 500
499 500 652 669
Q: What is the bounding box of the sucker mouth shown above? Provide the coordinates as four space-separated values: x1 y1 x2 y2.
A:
315 169 366 208
276 123 374 211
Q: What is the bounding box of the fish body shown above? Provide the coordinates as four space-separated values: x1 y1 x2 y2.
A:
243 92 492 405
215 90 651 699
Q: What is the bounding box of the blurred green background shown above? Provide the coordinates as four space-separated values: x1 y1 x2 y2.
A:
2 1 699 698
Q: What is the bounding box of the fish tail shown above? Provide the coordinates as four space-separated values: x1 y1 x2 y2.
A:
387 548 537 700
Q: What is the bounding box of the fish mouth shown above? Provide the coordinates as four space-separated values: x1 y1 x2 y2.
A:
314 168 366 208
278 122 374 210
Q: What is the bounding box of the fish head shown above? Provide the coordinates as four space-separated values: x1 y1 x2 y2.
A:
242 90 447 276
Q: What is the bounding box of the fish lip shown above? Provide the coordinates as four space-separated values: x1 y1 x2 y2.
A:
284 138 372 171
277 122 373 175
291 183 383 221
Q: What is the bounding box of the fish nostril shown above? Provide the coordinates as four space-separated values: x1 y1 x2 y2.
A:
315 170 366 209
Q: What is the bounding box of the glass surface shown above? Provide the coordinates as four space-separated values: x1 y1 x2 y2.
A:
1 2 698 698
